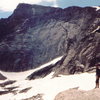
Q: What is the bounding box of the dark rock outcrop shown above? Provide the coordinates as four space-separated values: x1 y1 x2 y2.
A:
0 3 99 72
0 80 16 87
0 73 7 80
53 19 100 76
27 64 54 80
19 87 32 93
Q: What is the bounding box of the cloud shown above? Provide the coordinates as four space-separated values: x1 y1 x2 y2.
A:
52 0 59 7
0 0 58 12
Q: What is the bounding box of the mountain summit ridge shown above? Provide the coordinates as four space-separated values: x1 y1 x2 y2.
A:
11 3 62 19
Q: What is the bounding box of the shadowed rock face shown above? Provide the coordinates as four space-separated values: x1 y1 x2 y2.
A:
0 73 7 80
53 18 100 75
0 3 99 72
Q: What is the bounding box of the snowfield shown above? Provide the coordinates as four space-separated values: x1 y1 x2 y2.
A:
0 56 96 100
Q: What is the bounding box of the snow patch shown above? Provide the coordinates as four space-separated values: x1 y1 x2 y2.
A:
16 29 20 32
92 26 100 33
0 93 14 100
22 19 29 26
92 6 100 11
0 56 63 80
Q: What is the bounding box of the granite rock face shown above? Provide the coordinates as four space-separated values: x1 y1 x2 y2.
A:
53 9 100 75
54 89 100 100
0 3 99 72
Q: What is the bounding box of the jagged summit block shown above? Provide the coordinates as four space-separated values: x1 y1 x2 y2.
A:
11 3 61 18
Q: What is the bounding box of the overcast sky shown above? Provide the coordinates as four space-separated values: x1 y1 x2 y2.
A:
0 0 100 18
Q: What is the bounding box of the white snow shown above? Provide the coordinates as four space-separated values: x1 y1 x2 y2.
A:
16 29 20 32
0 56 63 80
92 26 100 33
22 19 29 26
0 56 96 100
92 6 100 11
0 72 96 100
0 93 14 100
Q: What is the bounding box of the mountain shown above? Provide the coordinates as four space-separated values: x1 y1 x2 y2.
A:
52 8 100 76
0 3 100 72
0 3 66 71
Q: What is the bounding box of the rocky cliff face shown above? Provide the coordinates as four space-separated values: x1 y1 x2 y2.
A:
53 9 100 75
0 3 99 72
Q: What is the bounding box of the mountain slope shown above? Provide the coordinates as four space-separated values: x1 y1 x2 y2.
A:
0 3 100 72
53 16 100 76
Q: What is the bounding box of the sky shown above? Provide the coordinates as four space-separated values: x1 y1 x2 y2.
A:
0 0 100 18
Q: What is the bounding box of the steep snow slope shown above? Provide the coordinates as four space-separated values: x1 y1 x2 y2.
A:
0 56 63 80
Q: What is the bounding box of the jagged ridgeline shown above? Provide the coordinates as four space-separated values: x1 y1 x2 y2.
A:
0 3 100 72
